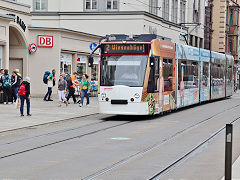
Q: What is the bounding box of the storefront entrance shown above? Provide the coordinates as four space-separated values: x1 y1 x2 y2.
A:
9 26 27 77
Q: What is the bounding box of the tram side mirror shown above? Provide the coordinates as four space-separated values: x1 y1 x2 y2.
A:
150 56 155 67
88 56 94 67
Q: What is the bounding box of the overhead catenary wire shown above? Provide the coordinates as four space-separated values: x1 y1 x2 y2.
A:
120 1 206 32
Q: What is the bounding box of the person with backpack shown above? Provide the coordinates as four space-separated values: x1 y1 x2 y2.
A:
1 69 12 104
18 77 31 116
79 74 91 107
66 72 79 104
43 69 56 101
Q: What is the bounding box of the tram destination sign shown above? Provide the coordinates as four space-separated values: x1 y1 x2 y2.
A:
102 44 149 55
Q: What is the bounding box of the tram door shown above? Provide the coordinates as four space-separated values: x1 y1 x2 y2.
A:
162 56 176 111
149 39 176 113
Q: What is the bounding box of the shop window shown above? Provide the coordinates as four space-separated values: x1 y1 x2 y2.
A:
60 53 72 75
163 58 173 91
34 0 48 11
77 63 86 77
178 60 199 89
85 0 98 10
60 62 72 75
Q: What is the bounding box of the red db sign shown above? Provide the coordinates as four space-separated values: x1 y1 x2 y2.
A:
37 35 53 47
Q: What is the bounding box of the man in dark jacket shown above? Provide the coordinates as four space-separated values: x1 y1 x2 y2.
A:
19 77 31 116
11 71 21 103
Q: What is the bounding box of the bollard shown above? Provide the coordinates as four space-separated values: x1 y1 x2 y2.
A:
225 124 233 180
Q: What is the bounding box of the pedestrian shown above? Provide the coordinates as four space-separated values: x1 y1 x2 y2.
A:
11 71 21 103
15 69 22 79
43 69 56 101
18 77 31 116
0 69 4 103
58 74 68 107
61 72 66 80
1 69 12 104
79 74 91 107
66 72 79 104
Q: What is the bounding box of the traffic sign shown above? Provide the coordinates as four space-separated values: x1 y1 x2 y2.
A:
29 43 37 54
90 43 98 51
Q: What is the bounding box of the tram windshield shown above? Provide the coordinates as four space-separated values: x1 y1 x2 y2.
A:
101 55 148 87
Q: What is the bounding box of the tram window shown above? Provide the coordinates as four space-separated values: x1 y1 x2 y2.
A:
211 63 224 86
202 62 209 87
227 66 233 85
163 58 173 91
178 60 198 89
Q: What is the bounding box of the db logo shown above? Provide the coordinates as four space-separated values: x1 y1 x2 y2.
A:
37 35 53 47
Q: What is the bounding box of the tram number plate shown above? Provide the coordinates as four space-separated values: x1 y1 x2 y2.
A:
111 100 128 104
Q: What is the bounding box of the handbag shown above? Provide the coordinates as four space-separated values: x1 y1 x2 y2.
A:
16 97 20 109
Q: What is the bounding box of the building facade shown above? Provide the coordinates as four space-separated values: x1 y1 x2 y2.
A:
207 0 240 83
1 0 206 96
0 0 100 96
210 0 239 61
19 0 205 47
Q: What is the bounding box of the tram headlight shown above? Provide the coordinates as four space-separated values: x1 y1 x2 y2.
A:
101 93 106 99
134 93 140 99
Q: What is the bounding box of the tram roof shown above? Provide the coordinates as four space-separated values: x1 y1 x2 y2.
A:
211 51 226 61
175 43 200 61
100 34 172 43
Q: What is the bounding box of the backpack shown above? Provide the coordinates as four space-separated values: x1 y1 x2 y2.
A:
43 71 50 84
66 74 72 88
18 84 27 96
3 75 11 87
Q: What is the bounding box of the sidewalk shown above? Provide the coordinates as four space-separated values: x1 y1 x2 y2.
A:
221 155 240 180
0 97 99 133
232 155 240 180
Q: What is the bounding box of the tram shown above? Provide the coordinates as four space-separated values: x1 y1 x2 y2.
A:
91 34 234 115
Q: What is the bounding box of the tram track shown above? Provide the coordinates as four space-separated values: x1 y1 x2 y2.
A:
0 119 132 159
149 115 240 180
81 102 240 180
0 100 239 179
